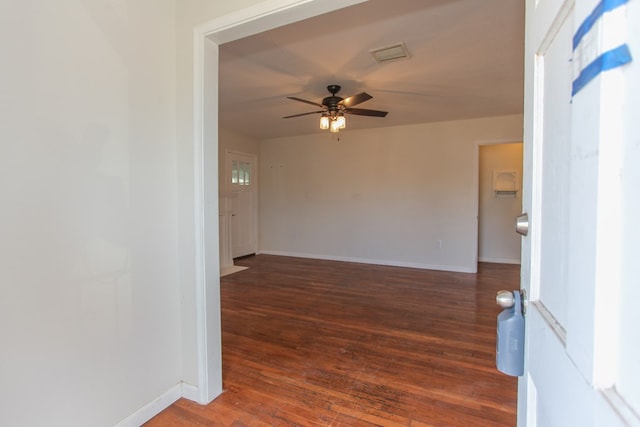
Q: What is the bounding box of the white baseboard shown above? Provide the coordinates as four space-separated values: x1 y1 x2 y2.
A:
257 250 475 273
220 265 249 277
478 256 521 265
181 382 200 402
114 383 182 427
114 382 203 427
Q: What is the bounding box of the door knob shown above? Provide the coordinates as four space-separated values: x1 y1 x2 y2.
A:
515 213 529 236
496 290 515 308
496 289 527 314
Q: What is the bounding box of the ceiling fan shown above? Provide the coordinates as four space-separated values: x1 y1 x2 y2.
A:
283 85 388 132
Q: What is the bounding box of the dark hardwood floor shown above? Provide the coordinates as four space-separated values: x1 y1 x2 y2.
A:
146 255 518 426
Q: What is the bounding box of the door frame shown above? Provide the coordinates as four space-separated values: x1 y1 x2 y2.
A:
192 0 368 404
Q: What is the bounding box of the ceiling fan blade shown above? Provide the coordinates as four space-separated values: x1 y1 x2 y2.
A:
345 108 388 117
283 110 324 119
287 96 324 108
339 92 372 108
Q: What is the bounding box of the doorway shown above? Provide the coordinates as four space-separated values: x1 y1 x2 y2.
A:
477 142 523 265
193 0 367 404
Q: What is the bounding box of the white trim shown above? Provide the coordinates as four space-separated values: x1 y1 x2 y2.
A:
528 50 545 305
193 32 224 405
601 387 640 426
471 142 480 272
478 257 521 265
114 384 182 427
197 0 367 44
192 25 212 405
258 250 475 273
220 265 249 277
181 382 200 403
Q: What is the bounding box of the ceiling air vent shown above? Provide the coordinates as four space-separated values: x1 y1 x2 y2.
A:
369 42 411 64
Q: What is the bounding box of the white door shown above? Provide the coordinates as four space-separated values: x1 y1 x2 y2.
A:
227 151 257 258
520 0 639 425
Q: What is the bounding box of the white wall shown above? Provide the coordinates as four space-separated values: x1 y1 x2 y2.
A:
259 115 523 272
0 1 180 426
478 143 523 263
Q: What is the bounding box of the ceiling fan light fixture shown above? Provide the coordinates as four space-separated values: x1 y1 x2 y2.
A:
336 114 346 129
319 114 329 130
369 42 411 64
330 119 341 133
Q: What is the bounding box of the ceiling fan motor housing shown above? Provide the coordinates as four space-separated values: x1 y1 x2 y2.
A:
323 85 343 116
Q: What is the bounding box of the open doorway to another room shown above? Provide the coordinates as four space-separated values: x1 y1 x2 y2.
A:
478 142 523 266
219 150 257 277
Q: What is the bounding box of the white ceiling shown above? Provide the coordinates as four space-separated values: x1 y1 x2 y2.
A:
219 0 524 140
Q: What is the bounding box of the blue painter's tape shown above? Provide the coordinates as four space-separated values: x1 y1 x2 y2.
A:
572 44 633 96
573 0 629 49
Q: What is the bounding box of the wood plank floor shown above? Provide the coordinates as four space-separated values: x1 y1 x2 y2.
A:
146 255 518 426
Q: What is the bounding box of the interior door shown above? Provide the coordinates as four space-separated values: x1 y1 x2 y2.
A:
520 0 638 425
227 152 257 258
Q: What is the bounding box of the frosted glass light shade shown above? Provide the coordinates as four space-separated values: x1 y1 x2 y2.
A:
319 115 329 130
